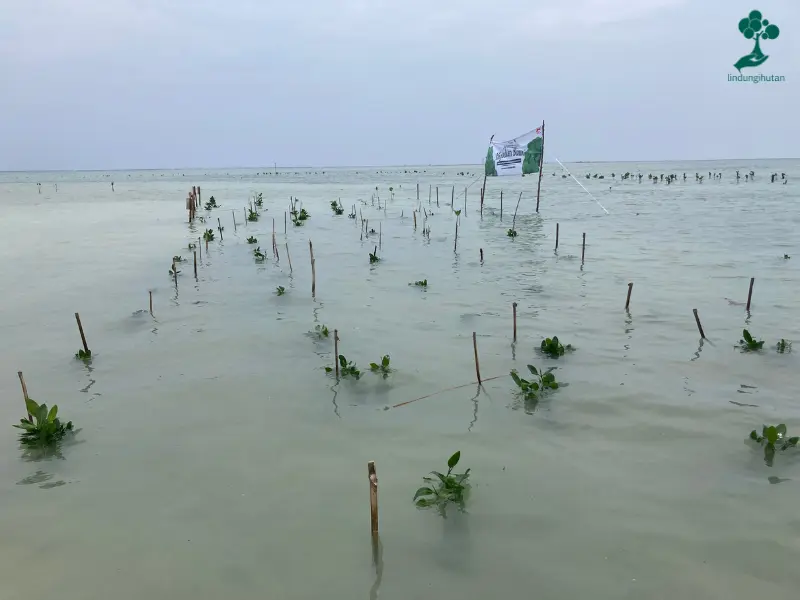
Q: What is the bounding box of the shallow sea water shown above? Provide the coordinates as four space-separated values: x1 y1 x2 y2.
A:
1 160 799 599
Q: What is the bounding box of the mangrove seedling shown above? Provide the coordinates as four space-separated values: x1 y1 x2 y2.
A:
75 348 92 361
172 255 184 263
413 451 471 516
275 286 286 296
204 196 218 210
325 354 361 379
247 208 259 222
246 236 258 244
369 355 392 378
253 246 266 261
188 243 196 250
749 424 799 467
738 329 765 351
315 324 330 338
255 193 263 208
510 365 559 402
507 228 518 237
540 336 574 358
296 208 310 221
203 228 215 242
776 339 792 353
13 399 74 448
369 246 380 264
412 279 428 287
330 201 344 215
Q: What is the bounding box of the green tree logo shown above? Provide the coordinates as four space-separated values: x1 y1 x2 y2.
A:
521 137 543 176
484 146 497 176
734 10 780 72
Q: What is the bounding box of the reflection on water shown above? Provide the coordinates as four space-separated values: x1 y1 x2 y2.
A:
369 534 383 600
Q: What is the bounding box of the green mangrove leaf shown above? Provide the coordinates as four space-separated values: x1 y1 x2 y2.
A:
765 426 779 445
776 424 787 437
447 451 461 469
47 405 58 422
743 329 753 344
528 365 538 375
25 398 40 416
382 355 390 368
749 430 759 441
413 487 435 501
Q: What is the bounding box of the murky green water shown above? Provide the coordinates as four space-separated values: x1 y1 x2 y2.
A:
1 161 799 599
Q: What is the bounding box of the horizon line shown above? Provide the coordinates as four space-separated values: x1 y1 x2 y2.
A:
2 156 798 174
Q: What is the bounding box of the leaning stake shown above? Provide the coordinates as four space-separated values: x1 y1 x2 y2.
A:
149 290 153 315
625 282 633 309
18 371 32 420
472 332 482 385
555 223 559 250
746 277 755 312
693 308 706 339
581 233 586 263
309 240 316 296
368 461 379 534
74 312 90 355
285 243 293 273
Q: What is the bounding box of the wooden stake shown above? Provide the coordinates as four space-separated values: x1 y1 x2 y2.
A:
428 185 431 205
512 302 517 342
334 329 340 378
555 223 559 249
480 248 484 262
18 371 32 420
75 312 90 354
500 189 503 219
454 218 458 252
581 233 586 263
472 332 482 384
285 211 287 234
436 186 439 207
232 209 237 232
368 461 379 534
464 187 467 216
451 186 454 210
286 243 292 272
149 290 153 314
379 222 382 249
413 211 417 230
244 207 247 225
194 250 198 278
746 277 755 312
217 217 223 241
417 183 419 200
625 282 634 309
198 237 202 261
197 186 201 208
309 240 316 296
693 308 706 339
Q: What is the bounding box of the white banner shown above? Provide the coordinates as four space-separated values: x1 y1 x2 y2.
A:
484 125 543 176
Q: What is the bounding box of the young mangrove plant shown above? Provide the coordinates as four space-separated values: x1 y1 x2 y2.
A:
369 246 380 264
738 329 765 352
172 255 184 263
510 365 559 403
314 324 330 338
204 196 219 210
246 236 258 244
247 208 259 222
188 243 196 250
203 228 215 242
292 208 309 221
369 355 392 378
540 336 574 358
776 339 792 353
253 246 266 261
749 424 799 467
411 279 428 287
413 451 471 516
75 348 92 361
255 193 263 208
13 399 74 448
507 228 518 237
330 201 344 215
325 355 361 379
275 286 286 296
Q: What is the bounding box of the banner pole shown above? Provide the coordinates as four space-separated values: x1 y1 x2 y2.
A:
535 121 545 213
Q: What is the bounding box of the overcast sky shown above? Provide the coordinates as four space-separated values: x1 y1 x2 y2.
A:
1 0 798 170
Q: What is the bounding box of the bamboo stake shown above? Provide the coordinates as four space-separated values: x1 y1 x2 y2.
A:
625 282 633 309
581 233 586 263
244 207 247 225
512 302 517 342
746 277 755 312
413 211 417 230
285 211 287 234
198 237 202 261
555 223 559 249
535 120 545 213
309 240 316 296
480 248 484 262
500 189 503 219
149 290 153 314
286 243 292 272
232 209 237 232
194 251 198 278
472 332 482 385
217 218 223 241
75 312 90 354
18 371 32 420
197 186 201 208
368 461 379 534
334 329 340 378
417 183 419 200
436 186 439 207
379 222 382 249
464 187 467 216
451 186 454 210
693 309 706 339
454 218 458 252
